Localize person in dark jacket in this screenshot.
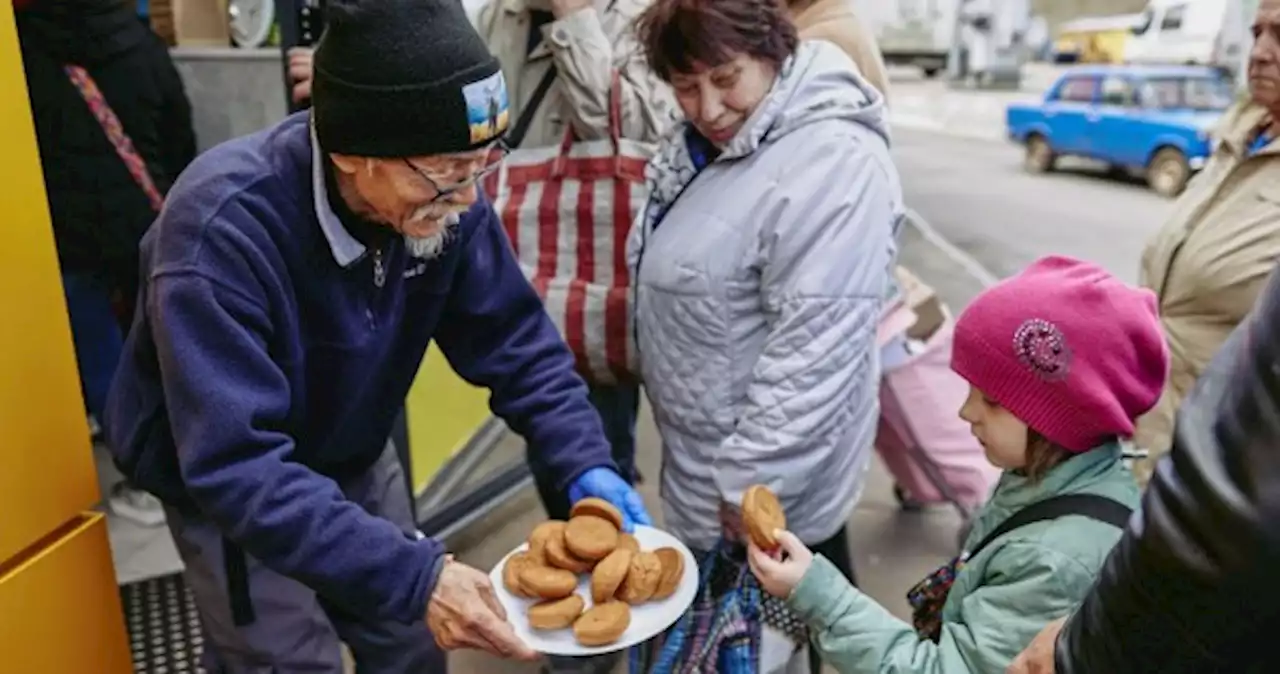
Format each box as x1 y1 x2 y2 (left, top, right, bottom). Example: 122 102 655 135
16 0 196 527
102 0 650 671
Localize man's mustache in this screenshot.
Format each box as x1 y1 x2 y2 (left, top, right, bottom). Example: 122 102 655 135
409 204 469 222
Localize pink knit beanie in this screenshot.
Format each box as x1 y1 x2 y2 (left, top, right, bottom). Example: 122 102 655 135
950 255 1169 452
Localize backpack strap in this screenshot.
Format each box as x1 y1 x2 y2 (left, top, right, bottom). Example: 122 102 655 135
966 493 1133 560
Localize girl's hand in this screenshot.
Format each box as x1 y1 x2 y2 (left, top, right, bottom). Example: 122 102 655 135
747 529 814 599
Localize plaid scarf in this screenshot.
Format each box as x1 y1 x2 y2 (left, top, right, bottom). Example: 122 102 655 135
630 542 807 673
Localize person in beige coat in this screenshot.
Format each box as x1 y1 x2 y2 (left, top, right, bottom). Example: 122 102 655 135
473 0 675 147
1131 0 1280 489
788 0 890 102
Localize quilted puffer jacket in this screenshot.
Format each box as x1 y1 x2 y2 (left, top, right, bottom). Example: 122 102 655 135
1053 267 1280 672
628 40 904 549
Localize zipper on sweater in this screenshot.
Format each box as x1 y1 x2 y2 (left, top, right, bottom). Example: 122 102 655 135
373 247 386 288
366 245 387 330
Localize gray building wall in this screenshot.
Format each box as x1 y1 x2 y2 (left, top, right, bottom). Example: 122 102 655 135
171 47 289 152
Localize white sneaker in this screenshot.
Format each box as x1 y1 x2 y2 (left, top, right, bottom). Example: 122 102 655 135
108 482 167 528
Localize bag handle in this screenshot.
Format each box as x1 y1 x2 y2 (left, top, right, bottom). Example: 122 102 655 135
552 71 627 176
507 65 559 150
965 493 1133 560
64 65 164 213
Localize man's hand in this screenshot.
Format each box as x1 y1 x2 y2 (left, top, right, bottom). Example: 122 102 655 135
426 556 539 661
1006 616 1065 674
287 47 314 105
568 467 652 532
747 530 814 599
548 0 592 19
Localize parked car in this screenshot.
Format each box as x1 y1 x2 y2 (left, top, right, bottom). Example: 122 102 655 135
1006 64 1232 197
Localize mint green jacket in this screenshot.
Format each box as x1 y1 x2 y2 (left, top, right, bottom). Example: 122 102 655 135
786 444 1139 673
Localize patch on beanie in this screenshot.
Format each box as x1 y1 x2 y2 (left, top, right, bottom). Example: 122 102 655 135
1013 318 1071 382
462 71 510 145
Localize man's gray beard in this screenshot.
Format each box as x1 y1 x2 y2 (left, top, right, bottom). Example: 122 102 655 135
404 212 460 260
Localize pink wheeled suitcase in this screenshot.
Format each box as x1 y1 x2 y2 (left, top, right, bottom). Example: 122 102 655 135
875 308 999 521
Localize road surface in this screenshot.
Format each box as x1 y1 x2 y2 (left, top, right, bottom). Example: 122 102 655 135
897 129 1174 285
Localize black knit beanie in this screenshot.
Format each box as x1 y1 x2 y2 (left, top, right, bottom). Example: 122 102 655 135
312 0 509 157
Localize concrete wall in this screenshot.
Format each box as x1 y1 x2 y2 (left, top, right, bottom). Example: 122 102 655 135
1031 0 1149 33
171 47 289 152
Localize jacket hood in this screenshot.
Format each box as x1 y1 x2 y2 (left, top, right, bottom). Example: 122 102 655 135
639 40 895 236
718 39 890 161
17 0 150 65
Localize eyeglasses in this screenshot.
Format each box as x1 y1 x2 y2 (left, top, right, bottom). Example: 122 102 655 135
404 142 509 203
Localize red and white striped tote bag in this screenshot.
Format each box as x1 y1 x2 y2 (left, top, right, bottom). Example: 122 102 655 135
482 74 653 385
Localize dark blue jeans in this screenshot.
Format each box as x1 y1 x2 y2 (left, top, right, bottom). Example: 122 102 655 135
62 272 125 419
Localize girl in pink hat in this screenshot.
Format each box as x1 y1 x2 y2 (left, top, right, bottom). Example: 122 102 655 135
747 255 1168 673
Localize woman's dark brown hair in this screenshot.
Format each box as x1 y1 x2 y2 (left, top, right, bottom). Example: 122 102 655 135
635 0 799 81
1022 429 1073 483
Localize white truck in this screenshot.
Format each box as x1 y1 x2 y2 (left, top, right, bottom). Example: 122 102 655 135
856 0 961 77
856 0 1031 84
1124 0 1255 83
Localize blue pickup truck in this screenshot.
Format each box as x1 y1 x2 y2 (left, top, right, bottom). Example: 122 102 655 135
1006 65 1233 197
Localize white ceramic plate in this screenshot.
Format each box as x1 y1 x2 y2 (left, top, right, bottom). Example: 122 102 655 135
488 525 699 656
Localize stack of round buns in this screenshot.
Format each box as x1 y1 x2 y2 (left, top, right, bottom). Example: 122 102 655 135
501 497 686 647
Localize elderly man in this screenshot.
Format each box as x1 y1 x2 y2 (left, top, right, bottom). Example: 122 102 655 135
103 0 649 671
1132 0 1280 487
289 0 675 552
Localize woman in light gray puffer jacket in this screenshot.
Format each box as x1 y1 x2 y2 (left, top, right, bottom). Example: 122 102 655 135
629 0 901 670
629 0 903 669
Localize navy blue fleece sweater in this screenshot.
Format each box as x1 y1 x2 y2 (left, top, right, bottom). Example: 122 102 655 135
103 112 614 624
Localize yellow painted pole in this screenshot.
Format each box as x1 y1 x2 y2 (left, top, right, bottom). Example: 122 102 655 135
0 6 132 672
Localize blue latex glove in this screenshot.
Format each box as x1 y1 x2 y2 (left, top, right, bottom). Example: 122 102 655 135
568 467 652 533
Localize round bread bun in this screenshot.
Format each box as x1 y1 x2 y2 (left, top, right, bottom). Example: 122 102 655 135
573 601 631 647
501 552 537 598
545 532 595 573
651 547 684 601
527 594 586 630
564 515 619 561
617 532 641 554
518 566 579 600
527 520 566 566
590 548 633 603
616 550 662 604
742 484 786 551
569 497 624 531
